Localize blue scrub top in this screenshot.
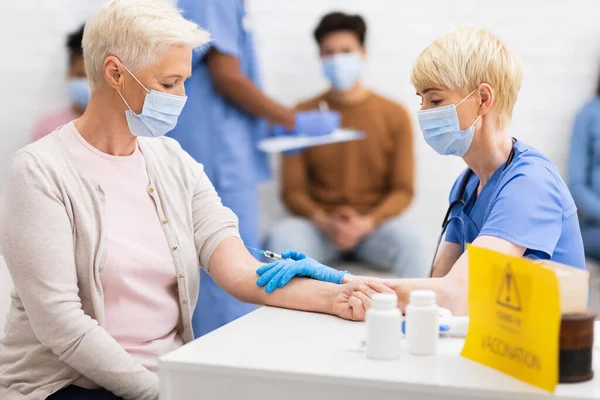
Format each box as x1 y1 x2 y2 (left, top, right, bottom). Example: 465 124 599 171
445 140 586 270
169 0 270 189
568 97 600 226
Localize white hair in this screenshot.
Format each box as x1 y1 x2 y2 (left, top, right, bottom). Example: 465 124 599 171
83 0 210 88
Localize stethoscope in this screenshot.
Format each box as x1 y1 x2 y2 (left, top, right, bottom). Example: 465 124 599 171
428 140 517 277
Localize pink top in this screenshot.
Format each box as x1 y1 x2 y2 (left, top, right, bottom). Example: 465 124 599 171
32 108 78 142
57 123 183 387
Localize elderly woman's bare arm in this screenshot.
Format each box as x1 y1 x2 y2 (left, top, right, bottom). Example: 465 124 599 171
207 237 390 321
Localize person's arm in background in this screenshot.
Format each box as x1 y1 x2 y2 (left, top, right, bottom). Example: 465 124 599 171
3 153 159 400
568 103 600 222
180 0 338 134
281 151 331 231
207 52 295 128
367 105 415 225
180 0 295 127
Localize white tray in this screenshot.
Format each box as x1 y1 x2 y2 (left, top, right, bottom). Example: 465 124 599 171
258 129 364 153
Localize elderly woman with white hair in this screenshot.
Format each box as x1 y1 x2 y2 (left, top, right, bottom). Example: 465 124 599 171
0 1 382 399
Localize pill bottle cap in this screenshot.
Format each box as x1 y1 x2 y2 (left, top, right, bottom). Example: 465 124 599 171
409 290 436 306
371 293 398 310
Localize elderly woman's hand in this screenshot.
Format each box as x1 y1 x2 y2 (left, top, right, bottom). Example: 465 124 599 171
332 279 396 321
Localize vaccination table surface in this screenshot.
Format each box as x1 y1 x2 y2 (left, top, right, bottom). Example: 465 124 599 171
159 307 600 400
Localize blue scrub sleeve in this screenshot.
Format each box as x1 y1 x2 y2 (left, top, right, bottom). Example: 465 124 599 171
479 163 564 257
179 0 241 63
568 103 600 222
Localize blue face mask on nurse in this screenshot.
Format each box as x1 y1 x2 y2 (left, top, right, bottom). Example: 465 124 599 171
417 88 480 156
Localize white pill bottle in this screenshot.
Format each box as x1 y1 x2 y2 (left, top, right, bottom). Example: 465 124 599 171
405 290 439 355
366 293 402 360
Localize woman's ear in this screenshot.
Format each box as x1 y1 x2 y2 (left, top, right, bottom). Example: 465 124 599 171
104 56 124 90
478 83 494 117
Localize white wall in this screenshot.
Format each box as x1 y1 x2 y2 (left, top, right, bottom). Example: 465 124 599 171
0 0 104 193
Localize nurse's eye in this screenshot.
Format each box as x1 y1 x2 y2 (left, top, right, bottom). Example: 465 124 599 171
162 83 175 90
430 100 443 106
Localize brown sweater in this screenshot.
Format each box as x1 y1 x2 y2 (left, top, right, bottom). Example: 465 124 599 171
282 91 415 225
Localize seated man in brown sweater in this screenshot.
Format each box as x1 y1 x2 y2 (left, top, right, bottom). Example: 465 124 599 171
265 12 427 278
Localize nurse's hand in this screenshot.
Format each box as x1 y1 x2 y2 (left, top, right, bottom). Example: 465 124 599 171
332 279 396 321
256 255 349 293
280 249 307 261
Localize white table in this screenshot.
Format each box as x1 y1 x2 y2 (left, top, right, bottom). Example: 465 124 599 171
159 307 600 400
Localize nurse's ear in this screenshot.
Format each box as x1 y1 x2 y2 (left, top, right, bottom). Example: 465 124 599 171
477 83 494 117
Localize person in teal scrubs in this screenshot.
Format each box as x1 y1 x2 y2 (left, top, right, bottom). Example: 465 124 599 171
255 27 586 316
170 0 340 337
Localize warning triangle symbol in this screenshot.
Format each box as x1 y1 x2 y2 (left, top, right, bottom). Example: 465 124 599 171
496 264 522 311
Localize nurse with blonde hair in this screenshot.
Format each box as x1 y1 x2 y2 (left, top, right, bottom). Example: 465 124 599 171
384 27 586 312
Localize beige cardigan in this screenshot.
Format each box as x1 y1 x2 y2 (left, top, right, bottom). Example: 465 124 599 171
0 124 240 400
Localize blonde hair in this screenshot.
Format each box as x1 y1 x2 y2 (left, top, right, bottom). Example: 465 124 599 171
83 0 210 88
411 27 523 128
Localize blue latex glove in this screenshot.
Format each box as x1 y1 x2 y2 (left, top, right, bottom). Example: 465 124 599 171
256 249 348 293
272 110 341 137
281 249 307 260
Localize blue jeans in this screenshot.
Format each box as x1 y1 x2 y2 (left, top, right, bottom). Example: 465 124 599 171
192 185 259 338
582 224 600 261
47 386 122 400
264 216 428 278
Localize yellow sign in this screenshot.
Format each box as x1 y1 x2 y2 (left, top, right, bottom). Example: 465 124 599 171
461 246 561 392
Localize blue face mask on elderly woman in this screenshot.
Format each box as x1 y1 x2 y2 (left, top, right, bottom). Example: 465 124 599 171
417 88 480 157
117 64 188 138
